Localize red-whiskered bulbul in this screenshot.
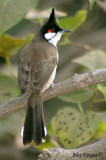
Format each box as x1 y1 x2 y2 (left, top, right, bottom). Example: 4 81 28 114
18 8 71 146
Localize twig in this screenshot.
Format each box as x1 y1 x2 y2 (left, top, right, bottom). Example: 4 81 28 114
0 69 106 119
88 89 98 110
78 103 84 113
38 138 106 160
69 40 95 51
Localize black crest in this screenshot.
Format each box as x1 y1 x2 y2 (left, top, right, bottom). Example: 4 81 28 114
40 8 62 35
48 8 57 25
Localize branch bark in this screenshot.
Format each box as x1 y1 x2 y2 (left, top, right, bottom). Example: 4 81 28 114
38 138 106 160
0 69 106 119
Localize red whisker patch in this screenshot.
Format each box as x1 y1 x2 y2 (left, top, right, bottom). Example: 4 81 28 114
48 29 54 33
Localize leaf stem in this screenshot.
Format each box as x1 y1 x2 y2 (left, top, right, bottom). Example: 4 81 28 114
94 99 106 103
5 57 17 79
78 103 84 113
69 40 95 51
88 90 98 110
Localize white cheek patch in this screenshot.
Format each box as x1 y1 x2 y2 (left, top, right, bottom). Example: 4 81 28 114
44 32 56 40
49 31 63 47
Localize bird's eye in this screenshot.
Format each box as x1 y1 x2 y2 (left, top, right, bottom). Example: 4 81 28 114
48 29 55 33
52 28 55 31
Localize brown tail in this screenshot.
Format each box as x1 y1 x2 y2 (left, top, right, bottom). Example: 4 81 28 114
23 95 46 146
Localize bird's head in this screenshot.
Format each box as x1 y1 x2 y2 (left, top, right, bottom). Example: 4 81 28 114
40 8 71 47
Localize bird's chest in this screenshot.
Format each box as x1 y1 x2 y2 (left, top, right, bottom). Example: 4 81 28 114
56 51 59 63
42 65 57 93
42 51 59 92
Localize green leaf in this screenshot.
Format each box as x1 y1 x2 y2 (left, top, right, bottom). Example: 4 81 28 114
97 112 106 122
0 34 24 57
88 0 96 10
51 107 100 149
0 75 20 104
23 34 34 46
73 50 106 70
47 123 54 136
38 136 56 150
97 83 106 99
58 10 87 31
95 122 106 140
0 0 38 36
58 88 94 104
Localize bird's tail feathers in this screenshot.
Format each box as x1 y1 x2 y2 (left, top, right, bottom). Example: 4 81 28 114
23 102 34 146
23 95 46 146
33 96 46 146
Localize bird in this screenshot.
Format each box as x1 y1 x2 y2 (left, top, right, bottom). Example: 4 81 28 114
18 8 71 146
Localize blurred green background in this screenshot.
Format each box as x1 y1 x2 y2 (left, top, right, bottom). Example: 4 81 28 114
0 0 106 159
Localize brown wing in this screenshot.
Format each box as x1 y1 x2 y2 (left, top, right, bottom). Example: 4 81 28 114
18 55 57 95
18 59 31 93
33 56 57 94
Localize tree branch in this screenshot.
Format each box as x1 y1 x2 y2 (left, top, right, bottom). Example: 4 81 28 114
38 138 106 160
0 69 106 119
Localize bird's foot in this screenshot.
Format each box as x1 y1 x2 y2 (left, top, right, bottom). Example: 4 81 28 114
50 83 54 89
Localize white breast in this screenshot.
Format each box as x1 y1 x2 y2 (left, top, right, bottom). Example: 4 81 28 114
42 66 57 92
49 32 62 47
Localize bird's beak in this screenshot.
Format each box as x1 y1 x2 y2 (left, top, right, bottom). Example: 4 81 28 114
62 29 71 33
